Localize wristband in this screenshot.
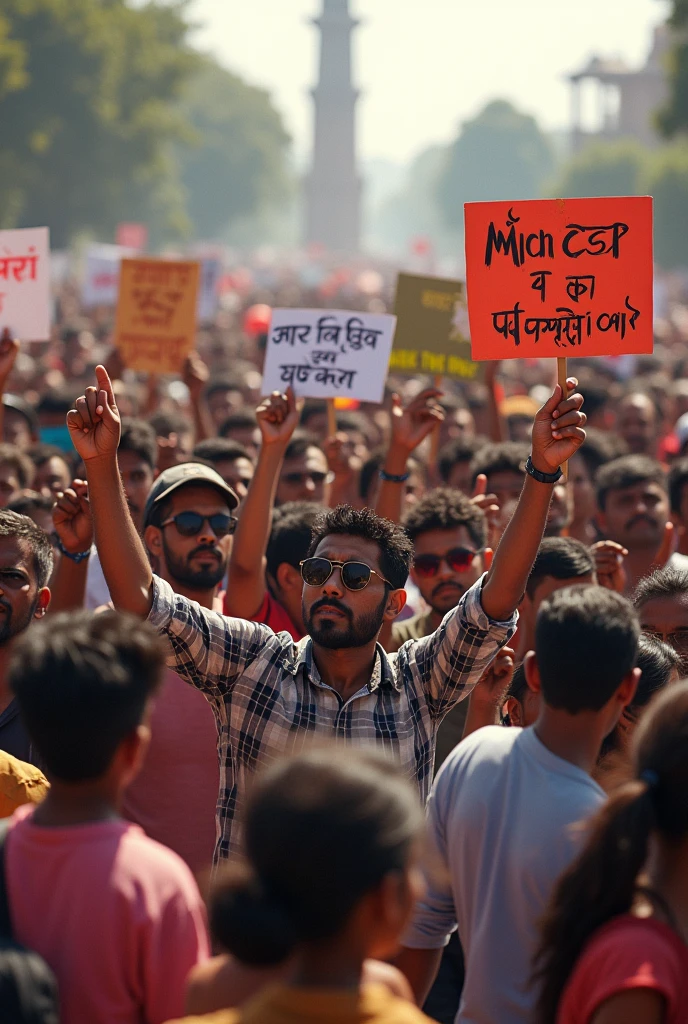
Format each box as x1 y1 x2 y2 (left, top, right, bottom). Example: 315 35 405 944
379 469 410 483
525 455 562 485
55 537 91 563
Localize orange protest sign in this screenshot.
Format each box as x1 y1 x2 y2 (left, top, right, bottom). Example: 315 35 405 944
464 196 653 361
114 258 200 374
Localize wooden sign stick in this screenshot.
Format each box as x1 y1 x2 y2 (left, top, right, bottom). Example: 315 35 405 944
429 374 443 475
327 398 337 438
557 357 568 481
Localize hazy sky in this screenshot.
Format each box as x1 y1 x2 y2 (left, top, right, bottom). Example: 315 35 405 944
190 0 667 165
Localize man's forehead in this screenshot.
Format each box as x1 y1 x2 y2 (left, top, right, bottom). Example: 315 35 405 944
314 535 381 564
286 448 327 468
413 526 473 553
612 480 666 498
0 536 32 569
640 593 688 627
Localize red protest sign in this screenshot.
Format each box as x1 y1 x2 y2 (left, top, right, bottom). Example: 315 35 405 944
464 196 653 361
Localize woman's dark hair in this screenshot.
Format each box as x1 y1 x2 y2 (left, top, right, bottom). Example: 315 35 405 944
533 680 688 1024
208 747 423 966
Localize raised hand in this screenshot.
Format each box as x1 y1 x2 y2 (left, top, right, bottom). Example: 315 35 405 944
390 388 444 454
256 387 301 446
591 539 628 594
531 377 586 473
66 365 121 462
0 329 20 392
470 473 501 550
183 351 210 402
52 480 93 555
651 521 676 572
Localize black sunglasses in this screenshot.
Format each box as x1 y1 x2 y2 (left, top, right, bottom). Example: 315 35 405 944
282 470 333 486
413 547 480 578
160 511 237 538
300 556 392 592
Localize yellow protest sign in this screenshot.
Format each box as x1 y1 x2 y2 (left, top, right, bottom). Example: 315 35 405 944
114 257 200 374
390 272 481 380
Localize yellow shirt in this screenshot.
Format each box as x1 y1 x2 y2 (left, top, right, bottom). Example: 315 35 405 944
168 983 434 1024
0 750 49 818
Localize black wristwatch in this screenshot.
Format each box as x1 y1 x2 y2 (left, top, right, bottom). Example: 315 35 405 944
525 455 562 485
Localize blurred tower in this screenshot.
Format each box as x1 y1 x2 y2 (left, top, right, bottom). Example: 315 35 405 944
305 0 361 253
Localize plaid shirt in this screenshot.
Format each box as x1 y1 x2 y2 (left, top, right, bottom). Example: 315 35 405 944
148 574 516 862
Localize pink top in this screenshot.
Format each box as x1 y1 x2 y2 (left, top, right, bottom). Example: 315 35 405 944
122 668 220 876
557 915 688 1024
6 805 210 1024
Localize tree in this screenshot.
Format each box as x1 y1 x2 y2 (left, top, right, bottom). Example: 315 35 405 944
549 140 646 199
0 0 198 246
658 1 688 136
175 59 292 240
646 143 688 268
436 100 554 229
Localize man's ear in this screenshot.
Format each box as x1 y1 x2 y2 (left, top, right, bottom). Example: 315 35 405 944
595 509 608 535
384 587 407 621
34 586 51 619
144 524 162 559
275 562 301 596
523 650 541 694
617 667 641 709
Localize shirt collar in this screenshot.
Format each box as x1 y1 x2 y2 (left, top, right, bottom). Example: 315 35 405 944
291 639 401 693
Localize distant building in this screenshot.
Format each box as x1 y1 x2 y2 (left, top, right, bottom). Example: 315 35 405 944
568 25 669 153
304 0 362 253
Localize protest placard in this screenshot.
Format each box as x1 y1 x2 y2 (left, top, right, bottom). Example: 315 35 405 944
197 258 221 322
0 227 51 341
464 196 653 361
82 244 128 308
390 272 480 380
114 257 200 374
261 308 396 403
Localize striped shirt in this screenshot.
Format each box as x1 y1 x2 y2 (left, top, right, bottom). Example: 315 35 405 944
148 574 516 862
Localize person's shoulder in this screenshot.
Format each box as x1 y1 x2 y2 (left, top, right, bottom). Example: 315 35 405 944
116 824 202 896
434 726 519 790
361 984 436 1022
585 914 688 966
392 611 431 644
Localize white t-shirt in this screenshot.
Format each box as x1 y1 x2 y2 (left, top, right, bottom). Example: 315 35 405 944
404 726 604 1024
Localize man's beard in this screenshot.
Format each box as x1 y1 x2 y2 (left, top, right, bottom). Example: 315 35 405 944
0 596 39 646
304 593 387 649
429 580 466 615
162 536 227 590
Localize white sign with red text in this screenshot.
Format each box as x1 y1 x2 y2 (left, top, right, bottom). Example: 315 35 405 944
0 227 51 341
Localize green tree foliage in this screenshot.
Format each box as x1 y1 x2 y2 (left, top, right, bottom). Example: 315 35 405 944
0 0 199 246
176 59 292 240
549 140 646 198
646 144 688 268
658 0 688 136
436 100 554 228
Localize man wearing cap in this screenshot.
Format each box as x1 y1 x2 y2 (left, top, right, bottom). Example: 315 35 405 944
54 459 239 874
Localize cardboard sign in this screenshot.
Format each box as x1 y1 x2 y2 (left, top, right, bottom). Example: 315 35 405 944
196 257 221 322
464 196 653 360
82 244 126 308
261 308 396 403
116 222 148 251
390 272 481 380
0 227 51 341
114 258 200 374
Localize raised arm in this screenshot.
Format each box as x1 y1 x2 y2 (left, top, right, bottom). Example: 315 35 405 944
481 378 585 621
224 387 300 619
183 351 214 444
67 366 153 617
48 480 93 614
375 388 444 523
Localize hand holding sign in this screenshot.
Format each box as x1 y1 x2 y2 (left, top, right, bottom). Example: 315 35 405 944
256 387 301 448
390 388 445 454
531 378 586 474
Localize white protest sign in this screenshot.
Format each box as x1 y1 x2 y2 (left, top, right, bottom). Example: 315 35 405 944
197 258 221 322
82 244 132 308
0 227 51 341
261 308 396 403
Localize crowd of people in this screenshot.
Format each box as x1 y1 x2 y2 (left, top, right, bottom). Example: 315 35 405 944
1 272 688 1023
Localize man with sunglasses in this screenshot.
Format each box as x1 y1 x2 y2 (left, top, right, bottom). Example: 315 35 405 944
66 366 586 863
275 432 332 506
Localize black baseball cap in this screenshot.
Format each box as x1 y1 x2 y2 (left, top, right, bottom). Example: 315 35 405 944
143 462 239 528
